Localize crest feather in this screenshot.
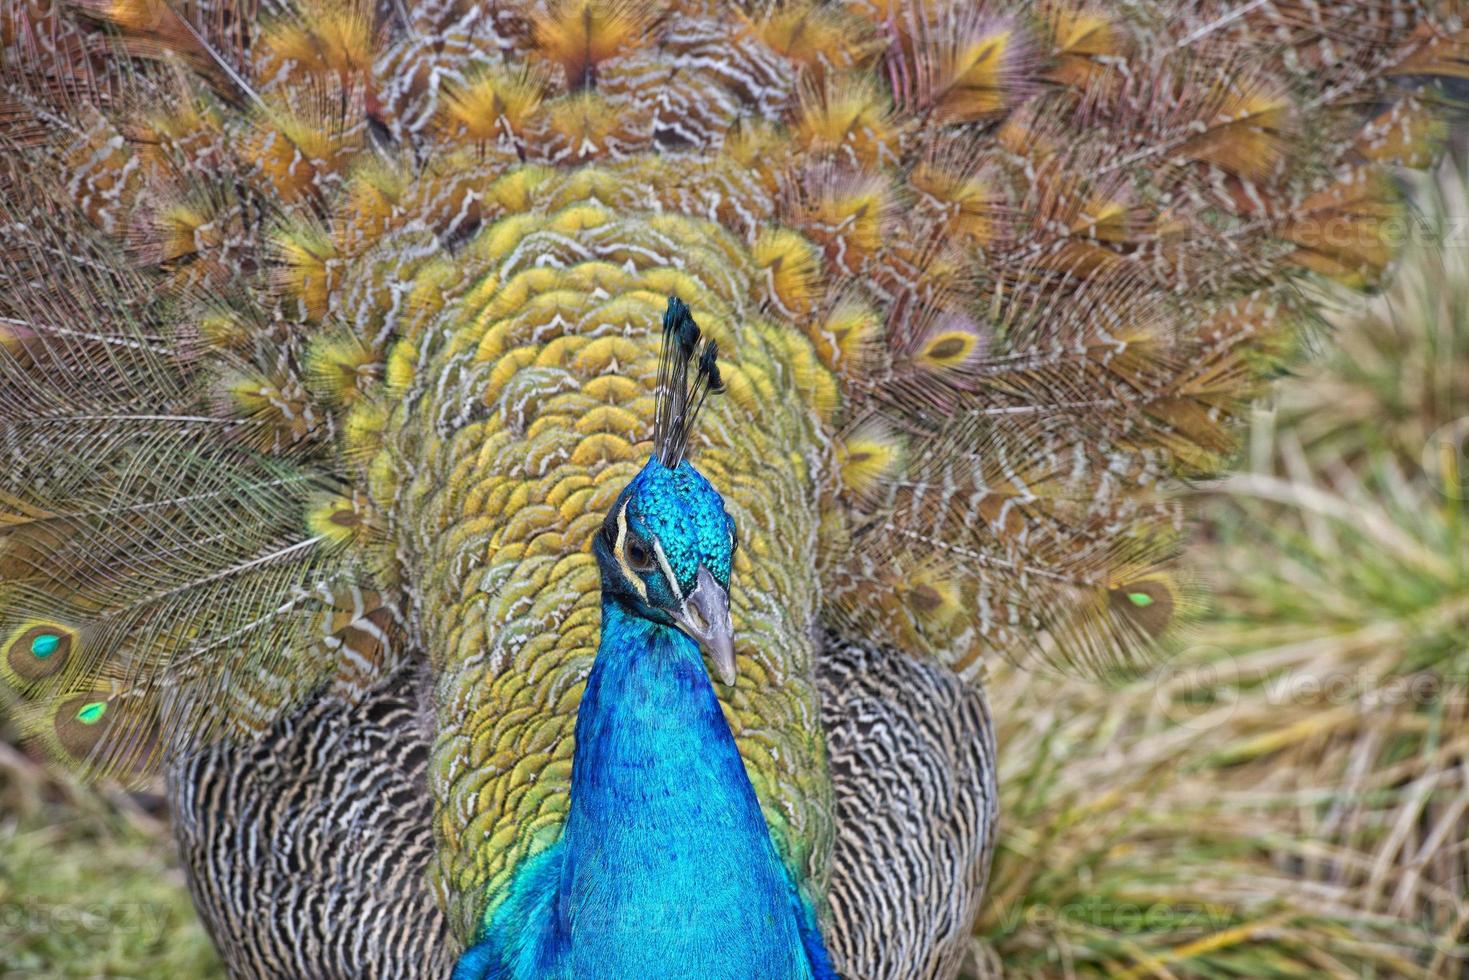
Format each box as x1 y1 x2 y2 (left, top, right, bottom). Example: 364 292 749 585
652 296 724 468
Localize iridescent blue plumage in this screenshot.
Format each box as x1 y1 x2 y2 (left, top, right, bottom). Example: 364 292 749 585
453 301 834 978
454 457 835 980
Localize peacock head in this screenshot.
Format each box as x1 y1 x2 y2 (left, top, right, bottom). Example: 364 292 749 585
592 297 737 683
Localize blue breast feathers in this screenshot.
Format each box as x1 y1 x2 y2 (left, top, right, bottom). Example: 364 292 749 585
453 600 835 980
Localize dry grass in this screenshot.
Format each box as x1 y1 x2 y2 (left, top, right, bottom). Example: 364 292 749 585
972 162 1469 978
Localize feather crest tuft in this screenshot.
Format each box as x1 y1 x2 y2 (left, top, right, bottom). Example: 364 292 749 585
651 295 723 469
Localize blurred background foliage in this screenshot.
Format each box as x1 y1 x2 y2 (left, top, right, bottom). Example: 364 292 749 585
0 741 222 977
4 162 1469 980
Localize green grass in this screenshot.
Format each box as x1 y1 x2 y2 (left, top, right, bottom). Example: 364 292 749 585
0 742 223 979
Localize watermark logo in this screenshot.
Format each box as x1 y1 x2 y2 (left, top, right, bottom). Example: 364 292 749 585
0 900 172 944
1149 646 1241 731
1423 417 1469 501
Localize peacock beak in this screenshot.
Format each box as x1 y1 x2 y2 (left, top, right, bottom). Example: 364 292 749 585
672 565 736 686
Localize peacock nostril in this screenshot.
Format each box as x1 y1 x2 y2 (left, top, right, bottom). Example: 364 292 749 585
687 602 708 632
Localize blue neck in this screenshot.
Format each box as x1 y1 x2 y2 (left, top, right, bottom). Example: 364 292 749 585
454 598 832 979
555 598 819 977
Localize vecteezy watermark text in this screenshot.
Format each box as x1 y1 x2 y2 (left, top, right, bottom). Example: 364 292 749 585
0 900 172 944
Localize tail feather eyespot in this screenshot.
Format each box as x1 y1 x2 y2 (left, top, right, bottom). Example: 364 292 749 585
4 623 76 685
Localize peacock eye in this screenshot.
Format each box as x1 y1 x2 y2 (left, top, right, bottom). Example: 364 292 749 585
626 537 654 571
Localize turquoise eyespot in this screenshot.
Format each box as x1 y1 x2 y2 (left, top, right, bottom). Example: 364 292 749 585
76 701 107 725
7 627 70 682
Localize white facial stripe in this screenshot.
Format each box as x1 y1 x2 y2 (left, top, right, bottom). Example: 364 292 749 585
651 538 683 603
613 500 648 603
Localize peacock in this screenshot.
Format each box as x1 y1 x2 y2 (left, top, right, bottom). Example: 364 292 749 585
0 1 1464 977
451 297 839 978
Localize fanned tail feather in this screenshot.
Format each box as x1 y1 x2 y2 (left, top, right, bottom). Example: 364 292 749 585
1 0 1466 953
0 98 398 780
